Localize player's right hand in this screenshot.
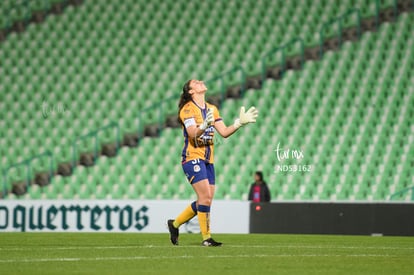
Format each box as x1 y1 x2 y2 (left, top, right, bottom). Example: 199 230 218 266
200 108 214 130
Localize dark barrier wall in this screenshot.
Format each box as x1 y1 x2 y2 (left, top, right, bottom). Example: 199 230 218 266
250 202 414 236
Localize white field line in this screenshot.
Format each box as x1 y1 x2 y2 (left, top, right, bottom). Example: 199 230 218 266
0 254 393 264
0 244 413 251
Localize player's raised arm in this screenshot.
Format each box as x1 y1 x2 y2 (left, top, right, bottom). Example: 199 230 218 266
215 106 259 138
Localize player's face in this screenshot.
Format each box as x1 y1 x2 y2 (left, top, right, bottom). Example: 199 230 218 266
190 80 207 93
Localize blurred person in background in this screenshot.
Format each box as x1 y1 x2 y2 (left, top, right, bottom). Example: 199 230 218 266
248 171 271 202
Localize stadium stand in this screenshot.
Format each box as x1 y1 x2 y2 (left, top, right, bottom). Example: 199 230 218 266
0 0 82 40
1 0 413 201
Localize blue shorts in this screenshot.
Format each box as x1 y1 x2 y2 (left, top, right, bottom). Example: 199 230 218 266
182 159 215 185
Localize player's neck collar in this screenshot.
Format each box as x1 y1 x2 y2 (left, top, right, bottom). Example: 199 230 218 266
191 98 206 110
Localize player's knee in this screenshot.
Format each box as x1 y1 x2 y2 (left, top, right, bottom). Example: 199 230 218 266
205 197 212 205
198 195 212 206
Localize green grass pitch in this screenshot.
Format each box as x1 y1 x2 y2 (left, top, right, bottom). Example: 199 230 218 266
1 233 413 274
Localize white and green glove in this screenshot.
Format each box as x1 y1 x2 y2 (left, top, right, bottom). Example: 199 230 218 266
233 106 258 129
199 108 214 131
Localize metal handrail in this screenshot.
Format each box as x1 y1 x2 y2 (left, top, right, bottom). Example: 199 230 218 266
375 0 399 28
2 151 54 197
71 121 120 168
390 186 414 201
261 38 305 83
205 65 247 100
319 8 361 58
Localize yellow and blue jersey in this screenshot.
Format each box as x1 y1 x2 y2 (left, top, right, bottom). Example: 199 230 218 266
179 100 222 164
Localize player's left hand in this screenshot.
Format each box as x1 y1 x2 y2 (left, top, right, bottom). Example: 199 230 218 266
234 106 258 129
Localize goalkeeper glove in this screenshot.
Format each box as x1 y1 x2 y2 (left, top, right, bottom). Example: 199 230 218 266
199 108 214 131
233 106 258 129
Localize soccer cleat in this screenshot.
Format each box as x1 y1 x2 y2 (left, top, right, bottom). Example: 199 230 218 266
167 219 179 245
201 238 222 247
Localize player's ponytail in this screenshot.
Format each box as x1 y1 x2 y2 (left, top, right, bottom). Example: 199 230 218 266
177 80 193 124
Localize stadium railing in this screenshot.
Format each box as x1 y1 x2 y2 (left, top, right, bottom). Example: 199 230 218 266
261 38 305 84
319 8 362 58
390 186 414 201
375 0 399 27
71 121 121 169
2 151 54 197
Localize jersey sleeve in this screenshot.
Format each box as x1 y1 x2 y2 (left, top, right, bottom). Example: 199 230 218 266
212 105 222 122
180 104 196 128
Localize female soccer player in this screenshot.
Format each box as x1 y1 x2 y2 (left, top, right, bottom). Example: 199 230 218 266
168 79 258 246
